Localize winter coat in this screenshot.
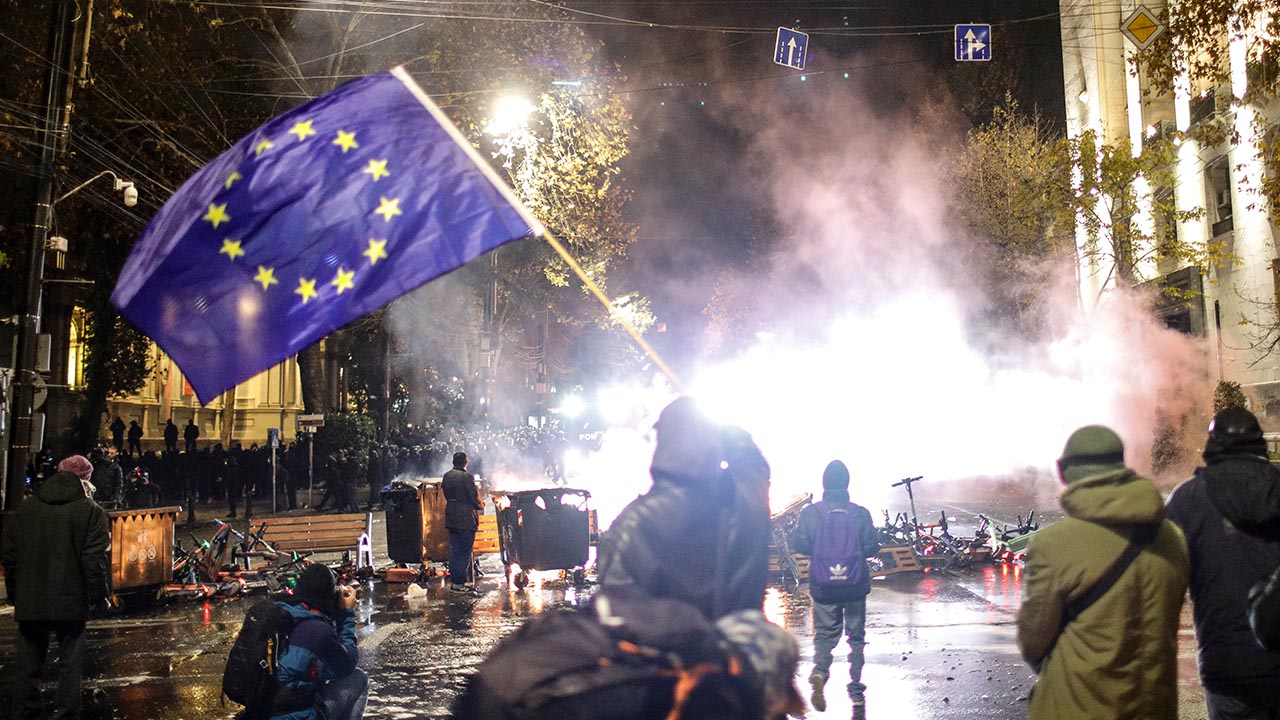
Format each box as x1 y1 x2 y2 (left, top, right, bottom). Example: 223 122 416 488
790 489 881 603
442 468 482 531
598 428 772 621
1166 455 1280 705
91 460 125 504
163 423 179 445
1 471 111 622
184 423 200 442
272 600 359 720
1017 467 1188 720
1252 565 1280 652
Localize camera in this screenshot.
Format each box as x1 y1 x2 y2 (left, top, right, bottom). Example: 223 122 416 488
122 184 138 207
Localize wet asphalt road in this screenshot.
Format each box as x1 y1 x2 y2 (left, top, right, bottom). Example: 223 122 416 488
0 500 1211 720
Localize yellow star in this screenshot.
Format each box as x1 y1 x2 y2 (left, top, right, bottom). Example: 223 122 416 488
331 267 356 295
255 138 275 156
333 130 359 153
288 120 317 141
363 238 388 266
224 171 242 190
203 203 231 228
373 197 402 222
253 266 278 291
219 238 245 260
363 159 390 181
295 277 318 304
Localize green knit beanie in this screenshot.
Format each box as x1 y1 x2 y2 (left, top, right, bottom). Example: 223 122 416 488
1057 425 1126 484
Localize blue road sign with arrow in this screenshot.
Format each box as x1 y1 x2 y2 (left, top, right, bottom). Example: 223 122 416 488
774 27 809 70
954 24 992 62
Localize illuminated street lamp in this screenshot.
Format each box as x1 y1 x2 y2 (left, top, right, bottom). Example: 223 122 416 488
485 95 535 137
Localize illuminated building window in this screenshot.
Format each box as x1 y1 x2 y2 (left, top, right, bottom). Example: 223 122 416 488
67 306 88 389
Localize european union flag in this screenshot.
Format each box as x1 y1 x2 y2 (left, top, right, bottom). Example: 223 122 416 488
112 68 542 404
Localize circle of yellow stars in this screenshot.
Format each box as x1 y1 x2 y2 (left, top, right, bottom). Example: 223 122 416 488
201 120 400 307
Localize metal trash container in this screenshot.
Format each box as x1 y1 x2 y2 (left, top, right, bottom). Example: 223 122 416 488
496 488 591 588
382 483 428 564
109 506 180 596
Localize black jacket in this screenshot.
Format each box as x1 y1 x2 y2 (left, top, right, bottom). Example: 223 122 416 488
790 489 881 604
598 437 771 621
442 468 481 531
1252 565 1280 652
1 471 111 622
1166 455 1280 702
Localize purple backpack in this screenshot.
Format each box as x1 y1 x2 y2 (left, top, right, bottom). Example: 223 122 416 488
809 502 866 588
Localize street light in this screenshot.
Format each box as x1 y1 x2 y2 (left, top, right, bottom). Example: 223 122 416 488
485 95 535 137
56 170 138 208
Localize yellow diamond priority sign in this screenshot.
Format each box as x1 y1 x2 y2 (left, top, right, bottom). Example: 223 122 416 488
1121 6 1164 51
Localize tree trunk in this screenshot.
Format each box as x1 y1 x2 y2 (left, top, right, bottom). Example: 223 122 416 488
71 307 118 452
298 343 326 413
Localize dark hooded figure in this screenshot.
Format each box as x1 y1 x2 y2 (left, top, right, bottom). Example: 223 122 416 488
597 397 772 620
1 470 110 719
1167 406 1280 718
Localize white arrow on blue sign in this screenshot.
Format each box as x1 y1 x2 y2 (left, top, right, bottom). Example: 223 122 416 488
954 24 992 62
774 27 809 70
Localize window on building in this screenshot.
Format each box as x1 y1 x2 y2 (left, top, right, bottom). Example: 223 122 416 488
1206 156 1234 237
67 306 88 389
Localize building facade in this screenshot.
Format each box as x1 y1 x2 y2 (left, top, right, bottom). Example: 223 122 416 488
1061 0 1280 423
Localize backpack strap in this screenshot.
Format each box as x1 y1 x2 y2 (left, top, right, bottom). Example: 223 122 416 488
1061 523 1159 627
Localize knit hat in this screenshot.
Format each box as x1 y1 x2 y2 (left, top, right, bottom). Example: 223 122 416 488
1203 406 1268 463
650 397 722 482
57 455 94 482
822 460 849 490
294 564 337 614
714 611 804 718
1057 425 1126 484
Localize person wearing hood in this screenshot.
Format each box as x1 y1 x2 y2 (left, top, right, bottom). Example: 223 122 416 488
789 460 880 716
597 396 772 620
271 564 366 720
1 469 110 719
1167 407 1280 718
1017 425 1189 720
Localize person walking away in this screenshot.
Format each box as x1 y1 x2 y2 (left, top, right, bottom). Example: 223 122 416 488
442 452 482 593
184 419 200 453
314 455 341 512
109 416 126 454
790 460 880 715
1017 425 1189 720
1 468 111 719
1166 407 1280 719
163 419 179 454
597 396 772 620
273 565 367 720
126 420 143 456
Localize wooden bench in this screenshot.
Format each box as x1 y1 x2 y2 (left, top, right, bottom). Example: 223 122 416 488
255 512 373 569
474 513 500 554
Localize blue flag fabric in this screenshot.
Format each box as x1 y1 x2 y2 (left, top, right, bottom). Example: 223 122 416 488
112 68 540 404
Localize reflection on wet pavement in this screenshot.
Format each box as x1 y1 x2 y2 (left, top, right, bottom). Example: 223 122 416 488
0 492 1209 719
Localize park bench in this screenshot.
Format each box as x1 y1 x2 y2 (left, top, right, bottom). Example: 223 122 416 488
252 512 374 569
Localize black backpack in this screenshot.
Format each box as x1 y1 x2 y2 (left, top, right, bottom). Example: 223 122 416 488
452 590 765 720
222 600 312 718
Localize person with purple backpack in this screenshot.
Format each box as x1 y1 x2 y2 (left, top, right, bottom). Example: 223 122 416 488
790 460 880 716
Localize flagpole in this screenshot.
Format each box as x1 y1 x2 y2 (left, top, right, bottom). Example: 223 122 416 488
390 66 686 395
538 231 686 394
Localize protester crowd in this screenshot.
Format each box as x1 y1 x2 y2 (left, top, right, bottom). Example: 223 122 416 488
5 400 1280 720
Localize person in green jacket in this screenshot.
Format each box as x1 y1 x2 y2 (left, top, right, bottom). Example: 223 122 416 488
1 469 111 719
1017 425 1189 719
